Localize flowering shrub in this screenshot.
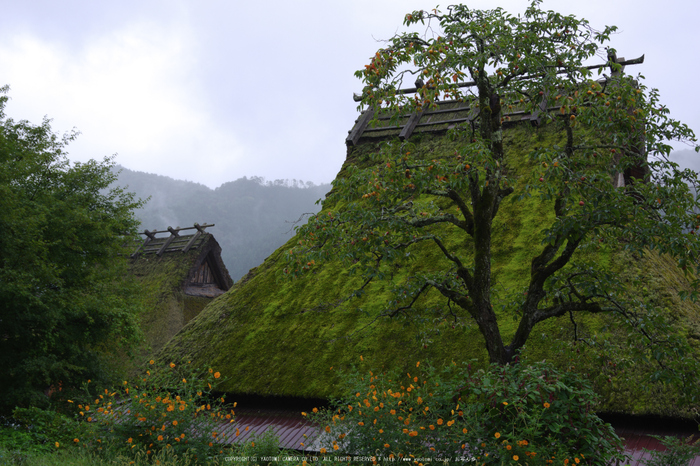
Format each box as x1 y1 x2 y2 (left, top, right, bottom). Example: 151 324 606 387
75 361 233 462
309 358 627 465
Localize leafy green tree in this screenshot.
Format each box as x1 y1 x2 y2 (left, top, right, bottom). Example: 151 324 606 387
0 86 144 413
287 1 700 376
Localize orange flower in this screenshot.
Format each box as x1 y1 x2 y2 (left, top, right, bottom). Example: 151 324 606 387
416 361 420 367
462 428 468 434
313 407 318 413
149 360 154 365
157 435 163 441
513 456 519 461
575 459 580 464
495 432 501 439
172 421 178 426
429 425 435 430
214 372 221 379
169 363 175 368
358 422 364 426
543 402 550 408
437 419 444 425
320 448 327 454
384 443 390 448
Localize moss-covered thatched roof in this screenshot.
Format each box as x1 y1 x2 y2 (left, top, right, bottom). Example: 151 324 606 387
156 114 700 418
130 228 233 355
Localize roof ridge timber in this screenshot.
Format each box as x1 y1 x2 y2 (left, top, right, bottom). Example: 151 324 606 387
346 53 644 146
132 222 215 257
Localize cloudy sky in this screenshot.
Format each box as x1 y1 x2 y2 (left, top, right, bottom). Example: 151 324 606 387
0 0 698 188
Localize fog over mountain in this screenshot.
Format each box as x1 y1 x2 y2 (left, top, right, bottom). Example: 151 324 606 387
113 165 330 281
670 149 700 174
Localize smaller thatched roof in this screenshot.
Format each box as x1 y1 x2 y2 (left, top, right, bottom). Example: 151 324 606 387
131 223 233 298
130 223 233 355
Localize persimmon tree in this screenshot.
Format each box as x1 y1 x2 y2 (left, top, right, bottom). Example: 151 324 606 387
287 2 700 372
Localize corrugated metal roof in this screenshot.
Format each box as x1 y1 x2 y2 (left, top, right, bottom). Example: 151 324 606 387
616 423 700 465
216 408 320 452
212 408 700 463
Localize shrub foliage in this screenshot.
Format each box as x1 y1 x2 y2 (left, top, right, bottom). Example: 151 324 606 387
309 358 627 465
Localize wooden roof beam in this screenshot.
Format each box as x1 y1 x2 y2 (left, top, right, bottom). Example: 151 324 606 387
346 107 375 147
399 109 425 140
156 227 180 256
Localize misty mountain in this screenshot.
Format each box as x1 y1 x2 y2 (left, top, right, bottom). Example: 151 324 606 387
113 166 331 281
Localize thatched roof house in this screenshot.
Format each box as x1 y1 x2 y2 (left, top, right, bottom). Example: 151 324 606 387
130 223 233 354
156 57 700 419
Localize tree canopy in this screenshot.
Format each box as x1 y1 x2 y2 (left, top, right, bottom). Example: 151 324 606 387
287 0 700 387
0 86 144 413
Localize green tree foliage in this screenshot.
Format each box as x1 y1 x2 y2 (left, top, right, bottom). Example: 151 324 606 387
287 1 700 381
0 86 144 414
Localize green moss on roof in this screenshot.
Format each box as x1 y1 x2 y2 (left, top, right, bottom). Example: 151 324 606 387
156 124 700 418
129 233 230 356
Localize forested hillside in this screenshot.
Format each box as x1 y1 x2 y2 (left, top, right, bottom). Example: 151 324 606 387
112 166 331 281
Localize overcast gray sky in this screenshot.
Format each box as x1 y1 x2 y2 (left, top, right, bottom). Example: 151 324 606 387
0 0 698 188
